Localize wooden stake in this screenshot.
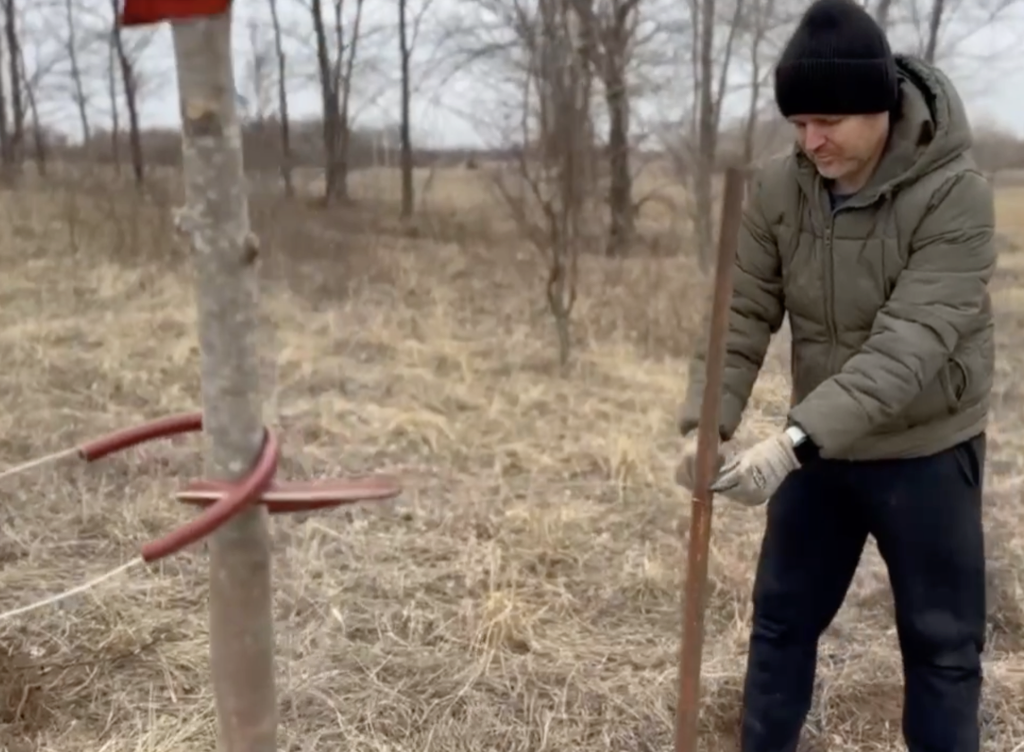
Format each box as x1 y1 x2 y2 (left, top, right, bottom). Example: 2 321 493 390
171 13 277 752
674 166 746 752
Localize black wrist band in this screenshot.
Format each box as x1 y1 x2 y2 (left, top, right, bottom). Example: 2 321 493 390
793 434 821 465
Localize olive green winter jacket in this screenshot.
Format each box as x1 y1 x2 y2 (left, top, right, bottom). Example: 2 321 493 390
679 55 997 461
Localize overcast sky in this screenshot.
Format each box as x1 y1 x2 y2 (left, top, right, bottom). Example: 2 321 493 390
29 0 1024 147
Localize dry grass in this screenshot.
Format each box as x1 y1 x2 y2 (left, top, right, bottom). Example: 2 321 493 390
0 165 1018 752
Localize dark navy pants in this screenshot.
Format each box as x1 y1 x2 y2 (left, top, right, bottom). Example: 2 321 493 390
739 433 987 752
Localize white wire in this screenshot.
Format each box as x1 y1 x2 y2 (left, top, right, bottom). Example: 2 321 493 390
0 447 78 483
0 556 144 623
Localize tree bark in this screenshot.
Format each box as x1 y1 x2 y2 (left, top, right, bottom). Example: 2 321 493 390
398 0 414 217
107 38 120 172
65 0 90 146
3 0 23 174
924 0 945 64
604 70 632 256
171 14 277 752
111 0 144 186
268 0 293 197
695 0 717 270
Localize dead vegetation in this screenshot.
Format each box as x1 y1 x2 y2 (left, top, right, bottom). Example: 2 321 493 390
0 165 1016 751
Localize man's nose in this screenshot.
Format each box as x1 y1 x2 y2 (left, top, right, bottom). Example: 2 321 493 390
803 126 827 151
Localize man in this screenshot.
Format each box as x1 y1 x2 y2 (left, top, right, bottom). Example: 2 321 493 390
674 1 997 751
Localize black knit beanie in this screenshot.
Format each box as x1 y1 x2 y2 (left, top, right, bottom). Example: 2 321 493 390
774 0 899 118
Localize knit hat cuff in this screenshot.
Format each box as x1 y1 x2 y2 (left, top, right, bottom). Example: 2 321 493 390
774 58 899 118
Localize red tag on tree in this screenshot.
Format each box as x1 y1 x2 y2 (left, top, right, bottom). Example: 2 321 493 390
120 0 231 26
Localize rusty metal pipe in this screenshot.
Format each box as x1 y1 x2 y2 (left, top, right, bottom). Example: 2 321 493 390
674 166 746 752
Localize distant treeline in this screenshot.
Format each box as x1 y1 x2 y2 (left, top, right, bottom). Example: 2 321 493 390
38 114 1024 178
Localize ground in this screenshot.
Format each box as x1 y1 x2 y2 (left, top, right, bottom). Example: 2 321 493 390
0 165 1020 751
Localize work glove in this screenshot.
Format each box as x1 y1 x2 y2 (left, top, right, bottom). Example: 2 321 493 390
709 431 799 507
674 432 729 493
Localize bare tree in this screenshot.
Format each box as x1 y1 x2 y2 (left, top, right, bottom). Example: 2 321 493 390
268 0 294 196
107 33 121 172
882 0 1024 67
693 0 726 270
0 29 10 175
399 0 414 217
923 0 945 63
311 0 366 203
568 0 641 256
245 20 275 123
110 0 145 185
874 0 895 30
663 0 745 270
171 11 277 752
19 46 46 175
396 0 437 217
740 0 777 168
65 0 91 145
3 0 23 175
491 0 594 368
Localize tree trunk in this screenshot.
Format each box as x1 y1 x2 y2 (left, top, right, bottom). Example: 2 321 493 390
604 72 632 256
874 0 894 31
310 0 339 203
268 0 293 197
107 37 120 172
122 61 144 186
65 0 90 146
924 0 945 63
18 48 44 176
0 32 10 174
170 13 277 752
335 0 365 204
110 0 143 185
695 0 717 271
3 0 22 175
398 0 414 218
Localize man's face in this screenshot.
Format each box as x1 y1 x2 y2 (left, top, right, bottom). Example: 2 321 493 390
789 113 889 182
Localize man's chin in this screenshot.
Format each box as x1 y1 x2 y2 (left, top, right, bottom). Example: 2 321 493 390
813 160 848 179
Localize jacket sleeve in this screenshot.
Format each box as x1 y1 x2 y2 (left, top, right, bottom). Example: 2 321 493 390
787 169 996 456
679 173 785 440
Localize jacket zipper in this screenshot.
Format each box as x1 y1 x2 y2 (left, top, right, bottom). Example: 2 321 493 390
810 166 888 379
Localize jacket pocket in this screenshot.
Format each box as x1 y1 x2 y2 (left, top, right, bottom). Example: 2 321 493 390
939 356 969 414
895 357 967 430
951 432 986 489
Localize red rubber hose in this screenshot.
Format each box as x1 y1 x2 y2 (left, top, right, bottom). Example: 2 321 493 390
49 410 402 562
76 412 278 563
78 412 203 461
140 429 279 562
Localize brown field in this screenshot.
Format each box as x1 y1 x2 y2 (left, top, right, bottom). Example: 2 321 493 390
0 165 1019 752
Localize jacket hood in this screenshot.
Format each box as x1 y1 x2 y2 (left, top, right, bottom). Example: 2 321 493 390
794 54 975 198
873 54 974 189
